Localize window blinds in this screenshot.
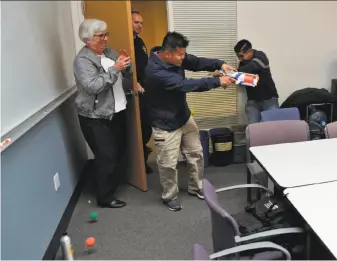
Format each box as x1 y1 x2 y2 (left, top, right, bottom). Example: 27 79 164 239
167 1 239 130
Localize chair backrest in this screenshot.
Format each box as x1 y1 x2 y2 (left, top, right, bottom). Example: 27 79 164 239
261 107 300 122
193 244 210 260
203 179 240 252
246 120 310 162
325 121 337 138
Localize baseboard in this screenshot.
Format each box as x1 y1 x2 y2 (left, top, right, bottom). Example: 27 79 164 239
42 159 94 260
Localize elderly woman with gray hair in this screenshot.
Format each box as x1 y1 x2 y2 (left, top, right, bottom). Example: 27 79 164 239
74 19 132 208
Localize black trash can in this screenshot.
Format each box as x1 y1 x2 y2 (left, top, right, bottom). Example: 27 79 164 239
199 130 210 167
209 128 234 166
230 125 247 164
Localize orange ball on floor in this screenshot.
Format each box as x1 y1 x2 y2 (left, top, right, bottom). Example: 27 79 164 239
85 237 96 247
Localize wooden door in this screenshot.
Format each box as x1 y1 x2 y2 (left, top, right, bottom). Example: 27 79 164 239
84 0 147 191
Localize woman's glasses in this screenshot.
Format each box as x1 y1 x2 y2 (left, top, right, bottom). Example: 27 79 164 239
94 32 109 39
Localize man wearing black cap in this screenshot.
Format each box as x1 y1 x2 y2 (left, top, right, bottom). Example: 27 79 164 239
132 10 153 173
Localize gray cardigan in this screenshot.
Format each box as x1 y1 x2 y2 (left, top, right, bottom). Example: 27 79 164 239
73 45 133 120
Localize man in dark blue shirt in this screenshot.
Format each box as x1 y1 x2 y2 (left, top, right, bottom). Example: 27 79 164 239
144 31 235 211
234 39 279 124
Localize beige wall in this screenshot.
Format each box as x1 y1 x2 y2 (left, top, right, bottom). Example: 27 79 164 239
237 1 337 105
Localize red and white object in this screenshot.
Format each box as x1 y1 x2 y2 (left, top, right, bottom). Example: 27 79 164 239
220 70 259 87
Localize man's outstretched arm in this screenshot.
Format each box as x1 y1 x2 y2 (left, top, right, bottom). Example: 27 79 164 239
152 70 234 93
183 53 235 72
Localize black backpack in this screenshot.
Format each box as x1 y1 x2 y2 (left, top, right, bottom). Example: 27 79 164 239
236 194 290 235
239 195 306 259
251 195 287 226
281 87 337 121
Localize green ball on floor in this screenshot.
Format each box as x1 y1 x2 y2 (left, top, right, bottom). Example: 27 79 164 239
90 211 98 221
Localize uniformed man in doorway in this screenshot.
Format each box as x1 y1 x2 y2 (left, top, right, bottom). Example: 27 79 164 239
131 10 153 174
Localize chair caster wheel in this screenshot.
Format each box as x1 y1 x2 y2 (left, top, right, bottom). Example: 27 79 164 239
245 204 255 212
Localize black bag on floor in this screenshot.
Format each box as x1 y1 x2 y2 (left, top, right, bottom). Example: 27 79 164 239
242 193 301 232
237 195 306 259
252 195 287 226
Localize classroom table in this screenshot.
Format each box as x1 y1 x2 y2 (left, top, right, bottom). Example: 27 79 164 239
249 138 337 188
284 182 337 258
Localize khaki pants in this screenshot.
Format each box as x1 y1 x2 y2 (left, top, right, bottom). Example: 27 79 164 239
152 116 203 201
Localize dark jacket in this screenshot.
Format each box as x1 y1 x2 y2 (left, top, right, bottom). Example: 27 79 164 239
144 46 225 131
238 49 278 101
281 87 337 121
134 35 148 85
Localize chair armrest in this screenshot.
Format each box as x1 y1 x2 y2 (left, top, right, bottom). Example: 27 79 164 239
215 184 273 195
209 241 291 260
235 227 305 244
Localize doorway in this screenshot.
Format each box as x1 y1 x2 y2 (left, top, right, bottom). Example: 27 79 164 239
130 0 169 162
131 1 168 51
83 0 168 191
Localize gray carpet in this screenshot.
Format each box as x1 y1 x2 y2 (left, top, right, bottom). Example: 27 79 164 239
57 162 247 260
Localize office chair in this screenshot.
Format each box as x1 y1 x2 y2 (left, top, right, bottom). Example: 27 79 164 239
324 121 337 138
246 120 310 203
203 179 305 259
193 242 291 260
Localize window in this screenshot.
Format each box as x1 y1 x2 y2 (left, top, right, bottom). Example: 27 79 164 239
167 1 238 130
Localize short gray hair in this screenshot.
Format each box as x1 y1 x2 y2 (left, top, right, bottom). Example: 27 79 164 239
78 19 107 43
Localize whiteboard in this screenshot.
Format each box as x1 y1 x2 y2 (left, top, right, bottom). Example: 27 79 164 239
1 1 77 136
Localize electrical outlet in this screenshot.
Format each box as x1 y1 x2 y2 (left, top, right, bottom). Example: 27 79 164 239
53 173 60 191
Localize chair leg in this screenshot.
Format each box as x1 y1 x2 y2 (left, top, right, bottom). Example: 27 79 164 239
257 189 261 200
246 167 252 204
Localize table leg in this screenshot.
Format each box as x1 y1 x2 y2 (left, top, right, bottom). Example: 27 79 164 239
306 224 311 260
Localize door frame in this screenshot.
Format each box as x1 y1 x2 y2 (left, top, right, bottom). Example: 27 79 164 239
166 1 174 31
70 1 85 54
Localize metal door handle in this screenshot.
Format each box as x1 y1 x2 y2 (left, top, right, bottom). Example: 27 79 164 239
125 90 134 96
125 90 138 97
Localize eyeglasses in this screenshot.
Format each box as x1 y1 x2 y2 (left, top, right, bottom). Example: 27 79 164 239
94 32 109 39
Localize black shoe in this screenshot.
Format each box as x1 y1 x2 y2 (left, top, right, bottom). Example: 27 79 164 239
163 199 182 211
188 189 204 200
146 164 153 174
98 198 126 208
